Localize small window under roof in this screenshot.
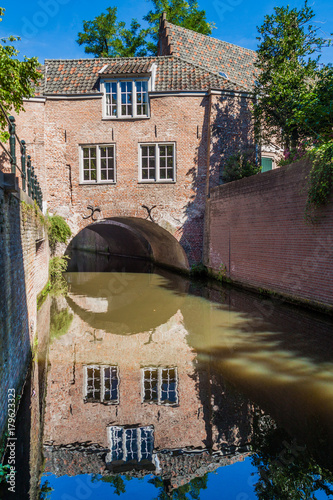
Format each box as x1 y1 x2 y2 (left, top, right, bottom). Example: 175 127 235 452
219 72 229 79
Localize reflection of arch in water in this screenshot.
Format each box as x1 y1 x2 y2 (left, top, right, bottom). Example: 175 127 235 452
65 271 188 335
66 217 189 273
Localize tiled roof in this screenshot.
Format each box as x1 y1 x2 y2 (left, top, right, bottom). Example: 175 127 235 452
163 22 257 90
40 55 247 96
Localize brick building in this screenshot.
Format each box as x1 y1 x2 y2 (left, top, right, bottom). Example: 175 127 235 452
12 16 264 267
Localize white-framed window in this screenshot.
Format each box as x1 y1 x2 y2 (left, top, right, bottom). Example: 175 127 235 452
103 79 149 119
80 144 116 184
107 425 154 463
139 143 176 182
142 367 178 405
84 365 119 403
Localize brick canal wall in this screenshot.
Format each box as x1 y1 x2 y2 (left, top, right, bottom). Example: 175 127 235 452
0 178 49 448
205 158 333 310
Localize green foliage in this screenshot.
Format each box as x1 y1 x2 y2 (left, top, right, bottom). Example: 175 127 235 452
77 6 148 57
0 464 10 483
222 149 260 183
149 474 208 499
47 215 71 250
76 2 213 58
0 8 42 142
292 66 333 143
306 141 333 220
143 0 214 55
91 474 132 495
38 480 54 500
251 412 333 499
190 262 208 277
254 1 332 149
50 300 73 341
49 256 69 294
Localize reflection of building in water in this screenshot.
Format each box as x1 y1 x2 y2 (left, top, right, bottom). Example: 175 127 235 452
43 292 253 486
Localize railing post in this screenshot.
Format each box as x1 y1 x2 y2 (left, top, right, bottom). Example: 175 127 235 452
27 155 32 197
31 165 35 200
21 140 26 192
34 174 38 202
9 116 17 174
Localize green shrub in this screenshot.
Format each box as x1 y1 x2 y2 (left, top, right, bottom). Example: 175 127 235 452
47 215 71 249
50 301 73 341
49 256 69 295
222 149 261 183
306 141 333 220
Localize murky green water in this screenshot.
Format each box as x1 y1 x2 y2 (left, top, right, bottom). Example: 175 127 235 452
1 253 333 499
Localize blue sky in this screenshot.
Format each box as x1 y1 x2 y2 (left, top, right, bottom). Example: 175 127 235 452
0 0 332 64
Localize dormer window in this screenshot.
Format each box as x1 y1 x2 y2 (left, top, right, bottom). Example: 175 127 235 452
103 79 149 119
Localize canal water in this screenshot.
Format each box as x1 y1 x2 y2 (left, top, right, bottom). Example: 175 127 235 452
1 251 333 499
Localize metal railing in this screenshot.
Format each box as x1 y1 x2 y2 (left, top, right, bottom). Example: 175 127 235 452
0 104 43 211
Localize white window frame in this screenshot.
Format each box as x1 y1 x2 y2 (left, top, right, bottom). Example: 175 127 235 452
102 78 150 119
80 144 116 184
138 143 176 183
83 365 119 404
106 425 154 463
141 367 178 406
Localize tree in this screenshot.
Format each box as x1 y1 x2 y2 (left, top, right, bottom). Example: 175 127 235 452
251 412 333 500
253 1 332 150
0 8 42 142
77 2 214 58
143 0 214 55
76 6 148 58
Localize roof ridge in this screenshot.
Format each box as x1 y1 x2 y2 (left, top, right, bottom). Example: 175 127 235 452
44 55 178 64
165 21 257 56
171 55 249 92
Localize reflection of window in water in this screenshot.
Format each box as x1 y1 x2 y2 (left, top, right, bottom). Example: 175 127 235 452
108 426 154 462
84 365 119 403
142 367 178 405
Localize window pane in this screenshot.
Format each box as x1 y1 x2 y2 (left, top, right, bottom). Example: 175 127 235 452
90 148 96 158
104 366 118 402
101 170 107 180
84 170 89 181
140 428 154 461
143 369 158 402
91 169 96 181
160 169 166 179
125 428 139 461
121 105 126 115
109 427 124 461
167 145 173 156
142 169 148 179
86 367 101 401
149 146 155 157
167 169 174 179
161 368 177 404
83 148 89 158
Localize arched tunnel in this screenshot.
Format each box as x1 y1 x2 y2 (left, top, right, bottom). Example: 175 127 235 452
66 217 190 273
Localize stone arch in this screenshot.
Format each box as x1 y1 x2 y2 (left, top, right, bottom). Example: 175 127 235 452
67 217 189 272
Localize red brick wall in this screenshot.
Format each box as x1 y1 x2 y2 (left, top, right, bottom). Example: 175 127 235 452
16 95 209 264
205 158 333 308
0 186 49 444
